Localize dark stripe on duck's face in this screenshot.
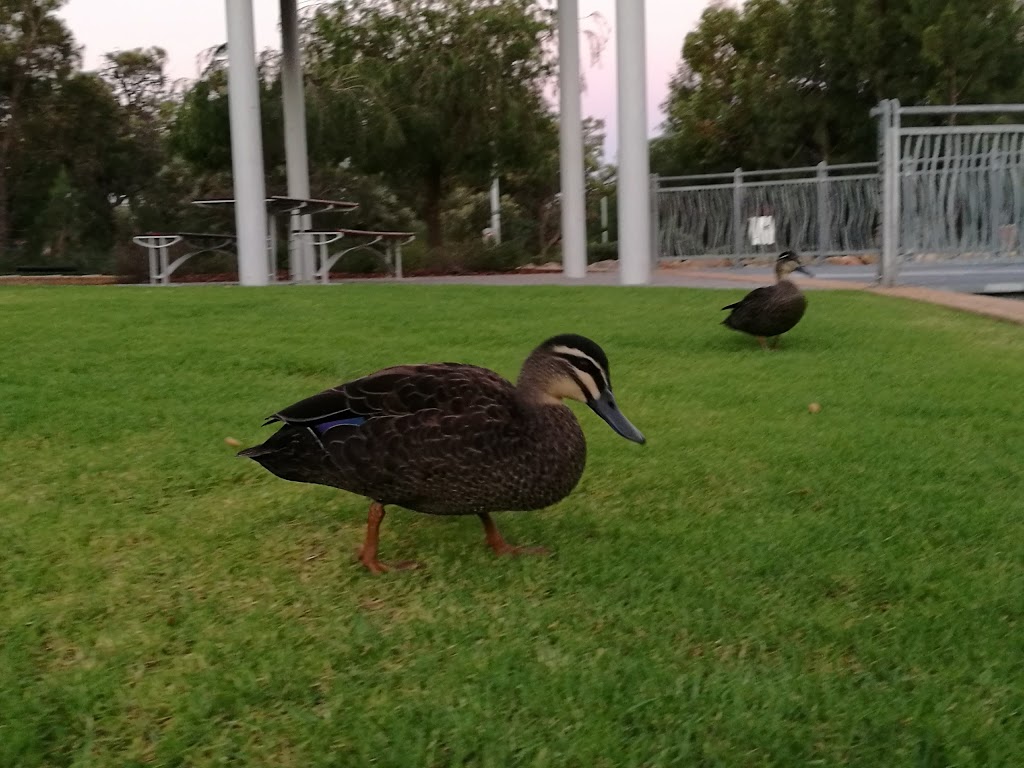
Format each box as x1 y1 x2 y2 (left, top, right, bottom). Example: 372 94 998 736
564 368 594 403
553 353 608 394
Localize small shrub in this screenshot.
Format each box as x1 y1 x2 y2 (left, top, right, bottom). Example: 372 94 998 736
464 240 532 272
423 239 533 273
588 241 618 263
113 240 148 283
327 247 389 275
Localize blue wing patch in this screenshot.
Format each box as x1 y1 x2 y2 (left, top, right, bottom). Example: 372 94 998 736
314 416 367 434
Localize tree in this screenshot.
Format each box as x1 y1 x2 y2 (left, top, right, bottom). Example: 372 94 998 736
169 49 284 178
304 0 558 248
0 0 79 258
94 48 176 216
101 46 168 116
654 0 1024 176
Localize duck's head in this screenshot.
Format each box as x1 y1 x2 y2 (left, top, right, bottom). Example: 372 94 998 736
776 250 813 280
518 334 646 444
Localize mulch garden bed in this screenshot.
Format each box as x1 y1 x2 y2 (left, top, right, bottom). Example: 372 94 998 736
0 266 563 286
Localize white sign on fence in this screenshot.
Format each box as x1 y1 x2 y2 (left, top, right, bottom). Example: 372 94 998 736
747 216 776 246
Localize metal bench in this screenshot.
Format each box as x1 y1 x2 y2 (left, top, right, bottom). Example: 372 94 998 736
192 196 360 283
132 232 237 285
295 228 417 282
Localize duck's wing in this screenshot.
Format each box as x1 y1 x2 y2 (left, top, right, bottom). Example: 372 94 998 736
260 364 528 504
721 285 772 312
265 363 516 430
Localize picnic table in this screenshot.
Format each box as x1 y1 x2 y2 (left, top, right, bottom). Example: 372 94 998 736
194 196 360 283
133 196 358 285
133 196 417 284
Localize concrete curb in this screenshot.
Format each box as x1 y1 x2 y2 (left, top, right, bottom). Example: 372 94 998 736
678 270 871 292
866 285 1024 325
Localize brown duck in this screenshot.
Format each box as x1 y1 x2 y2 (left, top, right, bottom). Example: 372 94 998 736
721 250 813 349
239 334 645 573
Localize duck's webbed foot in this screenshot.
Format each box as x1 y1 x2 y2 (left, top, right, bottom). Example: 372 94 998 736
357 502 423 574
479 513 551 557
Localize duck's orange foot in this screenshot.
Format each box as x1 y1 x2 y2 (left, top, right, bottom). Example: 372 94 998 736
356 502 423 574
479 513 551 558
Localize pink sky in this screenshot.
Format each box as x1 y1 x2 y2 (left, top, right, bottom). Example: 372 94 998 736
58 0 707 159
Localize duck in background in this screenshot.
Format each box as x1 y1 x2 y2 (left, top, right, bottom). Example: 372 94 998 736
721 250 813 349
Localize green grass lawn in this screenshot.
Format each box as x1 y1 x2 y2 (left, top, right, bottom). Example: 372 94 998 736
1 284 1022 767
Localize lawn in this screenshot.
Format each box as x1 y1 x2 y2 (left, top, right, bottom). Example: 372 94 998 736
1 284 1022 767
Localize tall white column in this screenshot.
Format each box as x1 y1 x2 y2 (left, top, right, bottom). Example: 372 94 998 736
280 0 314 283
489 175 502 244
558 0 587 279
225 0 269 286
616 0 651 285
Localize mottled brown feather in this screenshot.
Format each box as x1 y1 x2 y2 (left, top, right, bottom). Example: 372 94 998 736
241 362 587 516
722 279 807 338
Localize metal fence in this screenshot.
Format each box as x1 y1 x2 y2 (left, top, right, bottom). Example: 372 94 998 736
654 101 1024 282
654 163 879 262
876 100 1024 284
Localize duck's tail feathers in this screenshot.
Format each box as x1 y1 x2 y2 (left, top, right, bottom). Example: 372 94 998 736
237 443 272 458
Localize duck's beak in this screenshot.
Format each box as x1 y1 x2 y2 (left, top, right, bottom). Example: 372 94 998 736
795 265 814 277
589 389 646 444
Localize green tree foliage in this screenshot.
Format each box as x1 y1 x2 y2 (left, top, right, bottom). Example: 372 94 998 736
304 0 558 248
654 0 1024 176
0 0 78 259
0 0 607 273
167 50 416 241
169 49 285 177
100 47 172 204
1 2 173 268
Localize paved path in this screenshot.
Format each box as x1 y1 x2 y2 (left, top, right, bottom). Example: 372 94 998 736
714 261 1024 295
332 267 1024 325
330 268 866 291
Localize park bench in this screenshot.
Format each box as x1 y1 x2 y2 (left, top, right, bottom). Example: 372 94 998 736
132 232 237 285
294 228 417 282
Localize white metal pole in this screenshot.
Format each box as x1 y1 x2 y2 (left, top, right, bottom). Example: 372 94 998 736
280 0 314 283
489 175 502 245
225 0 269 286
600 196 608 243
616 0 651 285
558 0 587 279
880 99 901 287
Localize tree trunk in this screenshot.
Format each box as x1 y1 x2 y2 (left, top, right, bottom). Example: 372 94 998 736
0 157 8 261
422 168 444 250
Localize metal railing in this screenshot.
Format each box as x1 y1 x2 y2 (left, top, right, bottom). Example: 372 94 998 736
653 162 880 262
875 99 1024 285
651 102 1024 282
